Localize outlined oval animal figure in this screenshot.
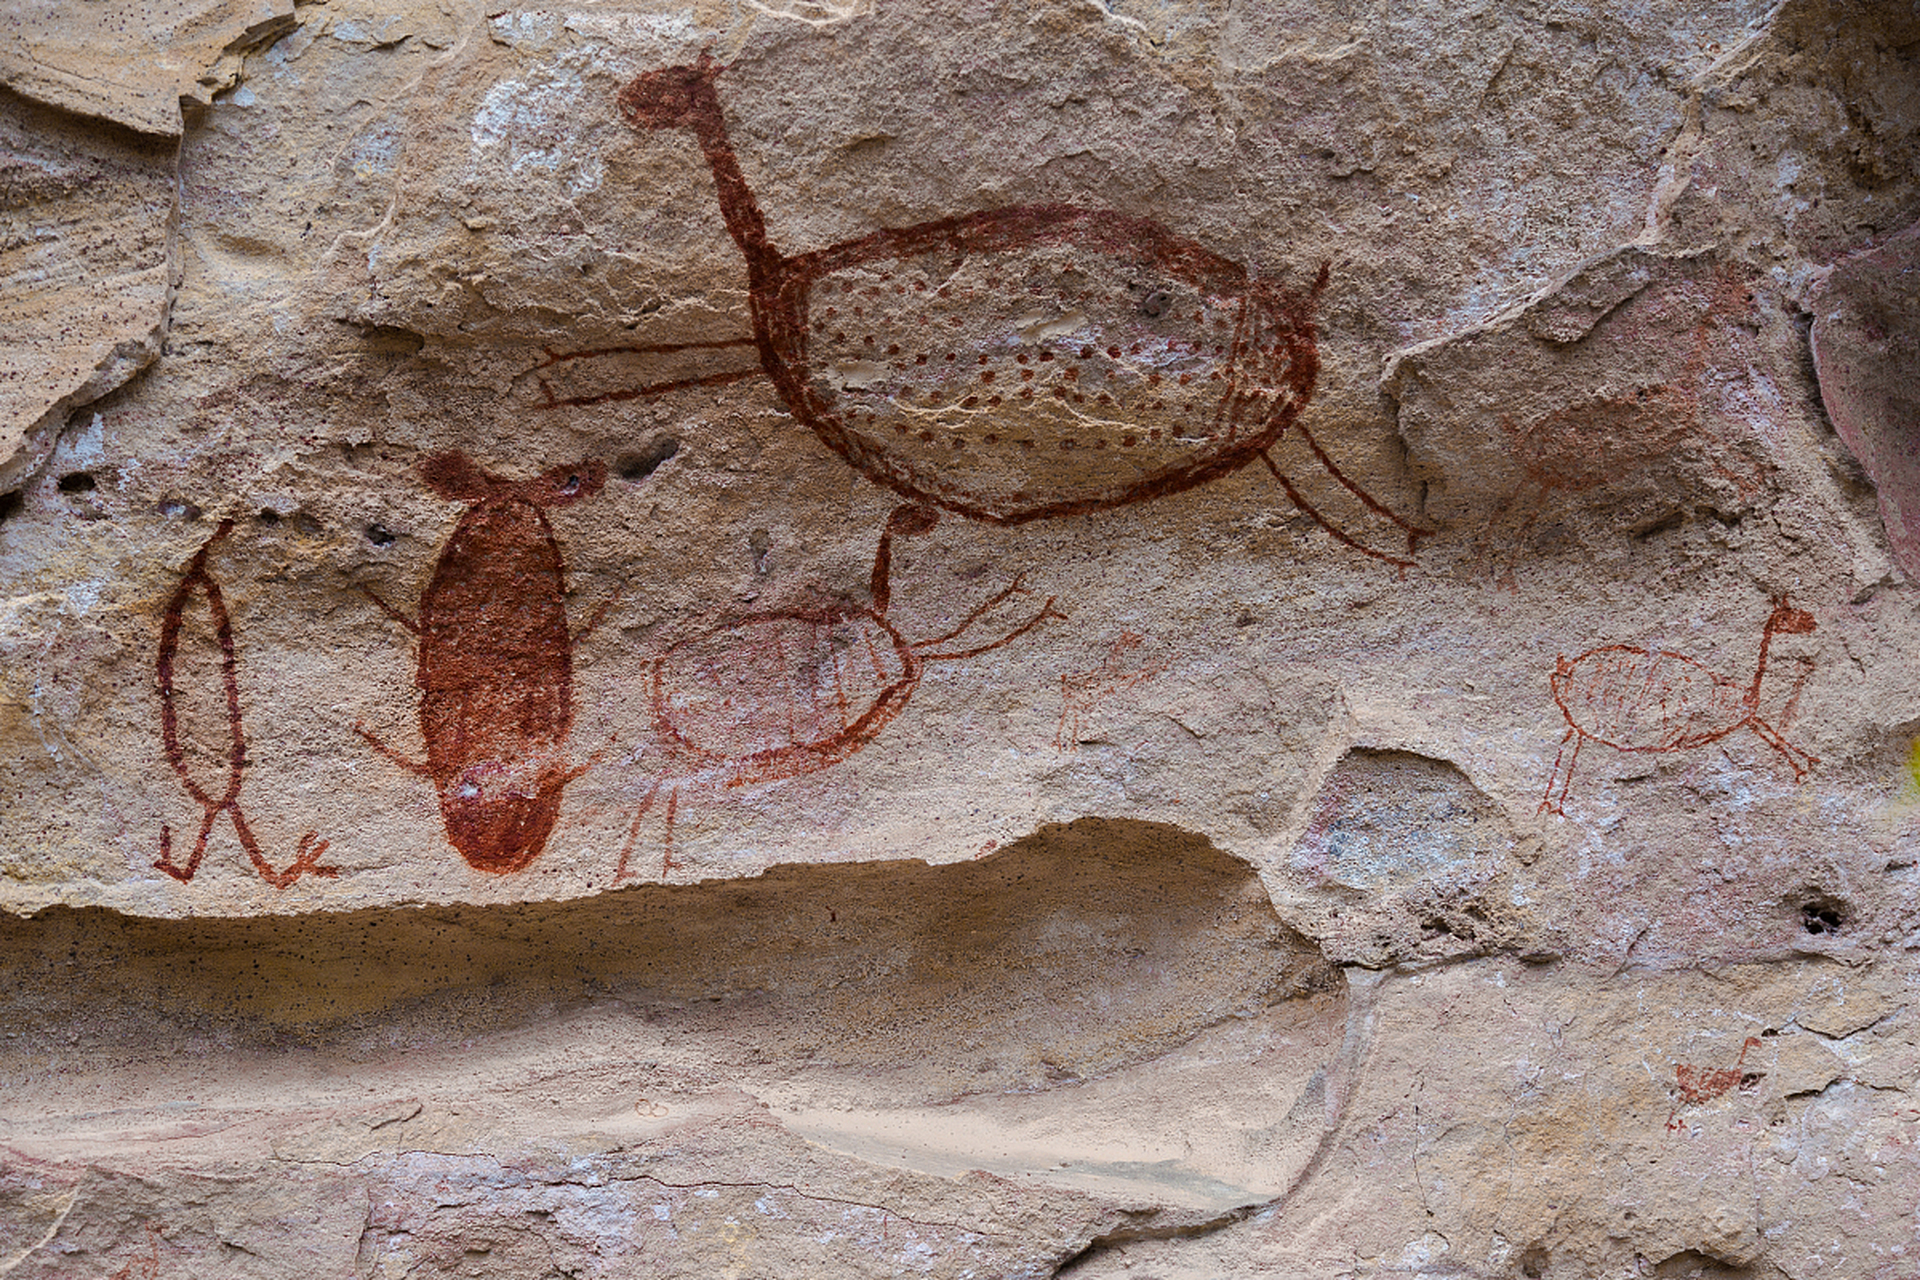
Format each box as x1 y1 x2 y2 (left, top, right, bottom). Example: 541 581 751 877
360 452 606 873
536 55 1428 567
618 504 1060 879
152 519 337 888
1539 599 1818 816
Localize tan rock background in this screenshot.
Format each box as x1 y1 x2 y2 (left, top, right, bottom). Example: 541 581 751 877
1 0 1916 1275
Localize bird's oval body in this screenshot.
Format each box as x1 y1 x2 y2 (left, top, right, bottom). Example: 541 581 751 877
758 206 1319 526
652 605 919 788
1551 644 1751 753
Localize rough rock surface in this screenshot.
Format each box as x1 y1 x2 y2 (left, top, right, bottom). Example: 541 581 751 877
1 1 1916 1276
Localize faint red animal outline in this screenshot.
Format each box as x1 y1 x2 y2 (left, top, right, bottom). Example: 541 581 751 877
1054 630 1168 753
359 453 607 874
1540 599 1818 817
617 504 1061 879
152 520 336 888
1664 1035 1763 1132
1483 266 1770 583
105 1222 164 1280
533 53 1429 567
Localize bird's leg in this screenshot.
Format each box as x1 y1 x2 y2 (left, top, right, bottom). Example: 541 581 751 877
1293 422 1436 551
1539 729 1582 817
615 780 661 883
1747 718 1819 781
153 803 221 883
1261 452 1415 571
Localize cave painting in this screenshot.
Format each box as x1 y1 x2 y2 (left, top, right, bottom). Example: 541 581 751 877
359 452 606 874
1665 1036 1763 1132
534 54 1428 568
1055 630 1167 753
153 520 336 888
617 504 1061 879
1484 265 1769 581
1540 599 1818 816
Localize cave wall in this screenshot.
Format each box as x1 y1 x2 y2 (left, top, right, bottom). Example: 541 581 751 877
2 1 1917 1276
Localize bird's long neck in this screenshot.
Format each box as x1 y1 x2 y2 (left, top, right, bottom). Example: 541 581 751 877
683 79 782 283
1748 621 1780 708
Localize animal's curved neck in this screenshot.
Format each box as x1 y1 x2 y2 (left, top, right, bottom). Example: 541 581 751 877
683 79 782 281
1748 622 1779 707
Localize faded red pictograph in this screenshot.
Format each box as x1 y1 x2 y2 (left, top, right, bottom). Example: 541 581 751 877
360 453 606 874
104 1222 164 1280
533 54 1428 567
1484 264 1770 581
1665 1036 1764 1132
1540 599 1818 816
1054 630 1167 753
152 521 336 888
617 504 1061 879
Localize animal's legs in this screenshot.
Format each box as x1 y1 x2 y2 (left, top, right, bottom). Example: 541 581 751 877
1293 421 1435 549
228 803 337 888
919 596 1065 662
661 787 681 877
1747 717 1819 781
1260 451 1415 570
1539 729 1583 817
615 780 661 883
153 803 221 882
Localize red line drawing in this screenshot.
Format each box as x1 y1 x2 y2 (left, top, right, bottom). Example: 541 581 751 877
153 521 336 888
538 54 1428 567
1665 1036 1763 1131
105 1223 163 1280
1484 265 1769 582
1054 630 1167 753
617 504 1061 879
359 453 606 874
1540 599 1818 817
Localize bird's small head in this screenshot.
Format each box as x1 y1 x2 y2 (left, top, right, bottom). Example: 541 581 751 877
1766 599 1817 637
618 53 721 131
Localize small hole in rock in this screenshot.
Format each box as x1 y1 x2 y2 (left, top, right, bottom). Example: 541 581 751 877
256 508 281 525
0 490 23 524
57 472 96 494
1799 896 1846 935
367 523 397 547
617 437 680 482
1519 1244 1550 1277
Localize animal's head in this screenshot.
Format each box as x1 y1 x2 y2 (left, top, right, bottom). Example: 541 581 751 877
1766 599 1817 637
419 453 605 508
618 53 721 131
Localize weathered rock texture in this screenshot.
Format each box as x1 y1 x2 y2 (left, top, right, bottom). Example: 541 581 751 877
1 0 1916 1276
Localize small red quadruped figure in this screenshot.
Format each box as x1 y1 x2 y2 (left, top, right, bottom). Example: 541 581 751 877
1540 599 1818 816
618 505 1060 880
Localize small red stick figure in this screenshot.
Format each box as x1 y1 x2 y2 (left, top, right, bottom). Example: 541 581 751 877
1540 599 1818 816
1055 630 1167 753
1665 1036 1764 1131
153 521 335 888
105 1221 164 1279
617 505 1061 879
545 54 1430 567
359 453 606 874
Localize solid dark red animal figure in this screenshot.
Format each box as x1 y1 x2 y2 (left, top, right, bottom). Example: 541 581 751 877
537 54 1427 566
618 504 1061 879
360 452 606 873
1540 599 1818 816
153 520 336 888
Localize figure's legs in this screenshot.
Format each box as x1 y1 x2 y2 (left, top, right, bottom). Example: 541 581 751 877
1748 718 1819 781
1538 729 1583 817
1261 451 1415 571
616 781 661 883
1293 423 1435 551
154 804 221 883
229 803 336 888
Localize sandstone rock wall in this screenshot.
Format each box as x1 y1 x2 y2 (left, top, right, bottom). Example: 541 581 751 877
1 1 1916 1276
